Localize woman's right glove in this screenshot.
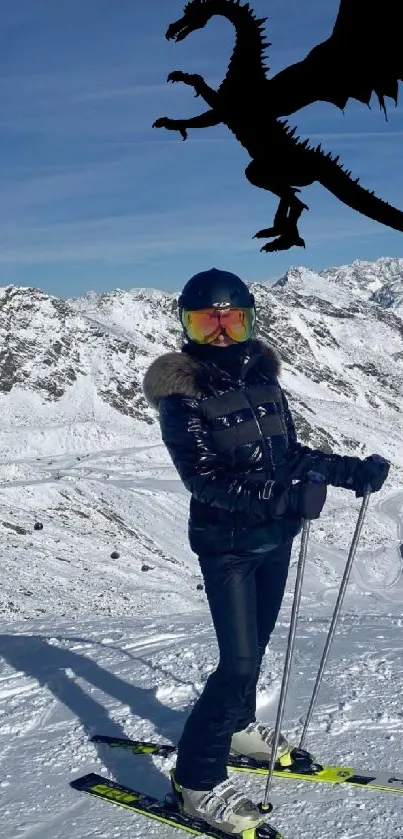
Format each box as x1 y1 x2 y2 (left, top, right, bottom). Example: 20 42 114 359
270 471 327 520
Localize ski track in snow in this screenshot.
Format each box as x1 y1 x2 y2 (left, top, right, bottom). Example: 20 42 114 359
0 447 403 839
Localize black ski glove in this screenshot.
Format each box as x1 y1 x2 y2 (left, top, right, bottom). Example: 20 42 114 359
271 471 327 520
349 454 390 498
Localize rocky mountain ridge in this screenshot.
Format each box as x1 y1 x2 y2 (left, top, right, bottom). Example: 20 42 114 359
0 257 402 468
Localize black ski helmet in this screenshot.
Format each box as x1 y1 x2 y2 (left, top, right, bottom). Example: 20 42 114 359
178 268 255 313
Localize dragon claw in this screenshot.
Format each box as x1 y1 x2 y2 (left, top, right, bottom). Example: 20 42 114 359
152 117 187 140
253 227 278 239
153 117 169 129
260 241 283 253
167 71 201 87
167 71 186 84
260 235 305 253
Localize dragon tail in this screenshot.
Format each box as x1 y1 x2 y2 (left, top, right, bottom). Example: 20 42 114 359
316 147 403 234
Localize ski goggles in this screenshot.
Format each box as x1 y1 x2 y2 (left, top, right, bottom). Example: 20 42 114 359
181 306 255 344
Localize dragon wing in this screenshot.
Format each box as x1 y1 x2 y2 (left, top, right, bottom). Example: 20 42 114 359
269 0 403 116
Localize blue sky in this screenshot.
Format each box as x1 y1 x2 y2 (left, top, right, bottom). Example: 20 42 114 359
1 0 403 298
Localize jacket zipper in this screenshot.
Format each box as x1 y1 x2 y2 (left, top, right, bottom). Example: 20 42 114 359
240 383 273 496
208 362 275 500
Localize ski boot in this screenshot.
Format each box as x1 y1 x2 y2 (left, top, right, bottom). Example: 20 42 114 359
231 722 319 773
230 722 293 767
169 770 269 835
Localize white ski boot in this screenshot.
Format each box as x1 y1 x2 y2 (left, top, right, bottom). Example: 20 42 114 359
170 771 267 834
231 722 292 766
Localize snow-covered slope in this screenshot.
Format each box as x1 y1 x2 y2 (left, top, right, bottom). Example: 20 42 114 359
1 257 403 839
3 592 403 839
0 256 402 615
0 285 160 459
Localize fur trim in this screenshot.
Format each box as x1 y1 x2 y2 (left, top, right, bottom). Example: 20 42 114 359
249 339 281 375
142 339 281 409
143 351 206 409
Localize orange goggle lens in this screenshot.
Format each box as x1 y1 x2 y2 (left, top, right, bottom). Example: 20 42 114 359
181 307 255 344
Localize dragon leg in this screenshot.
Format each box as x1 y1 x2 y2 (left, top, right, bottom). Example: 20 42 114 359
153 108 220 141
167 72 218 109
153 74 219 139
255 195 289 235
245 160 308 252
255 194 307 252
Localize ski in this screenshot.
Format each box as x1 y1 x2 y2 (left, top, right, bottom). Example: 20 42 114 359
70 772 283 839
91 734 403 796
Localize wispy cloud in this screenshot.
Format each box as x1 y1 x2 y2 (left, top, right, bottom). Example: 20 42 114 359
0 196 389 267
0 0 402 295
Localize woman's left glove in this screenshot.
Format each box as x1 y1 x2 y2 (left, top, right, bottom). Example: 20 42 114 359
350 454 390 498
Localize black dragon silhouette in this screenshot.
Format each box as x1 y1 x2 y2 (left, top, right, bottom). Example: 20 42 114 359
153 0 403 252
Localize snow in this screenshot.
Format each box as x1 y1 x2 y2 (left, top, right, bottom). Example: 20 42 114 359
1 256 403 839
2 456 403 839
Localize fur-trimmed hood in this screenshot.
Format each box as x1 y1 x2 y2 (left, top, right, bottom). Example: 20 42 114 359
142 339 281 409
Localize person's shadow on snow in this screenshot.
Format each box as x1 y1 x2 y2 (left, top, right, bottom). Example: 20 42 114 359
0 633 191 798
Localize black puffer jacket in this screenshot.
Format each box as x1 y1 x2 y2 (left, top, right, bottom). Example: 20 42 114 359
143 339 360 556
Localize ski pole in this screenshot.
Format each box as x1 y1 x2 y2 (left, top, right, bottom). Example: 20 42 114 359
298 487 371 750
261 471 326 809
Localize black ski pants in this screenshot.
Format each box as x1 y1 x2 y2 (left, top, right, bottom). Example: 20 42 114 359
174 540 293 789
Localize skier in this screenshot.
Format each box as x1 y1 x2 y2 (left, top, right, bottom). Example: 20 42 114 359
142 268 389 834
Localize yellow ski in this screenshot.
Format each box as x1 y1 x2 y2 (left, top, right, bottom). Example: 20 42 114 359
70 772 283 839
91 734 403 795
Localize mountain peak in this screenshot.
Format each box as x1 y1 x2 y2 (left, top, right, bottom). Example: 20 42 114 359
271 256 403 313
0 256 401 470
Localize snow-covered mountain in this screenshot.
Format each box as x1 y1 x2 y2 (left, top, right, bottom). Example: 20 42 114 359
1 257 402 464
0 255 402 623
1 258 403 839
265 258 403 465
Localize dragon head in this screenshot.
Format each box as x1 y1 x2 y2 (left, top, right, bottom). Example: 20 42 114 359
166 0 217 42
